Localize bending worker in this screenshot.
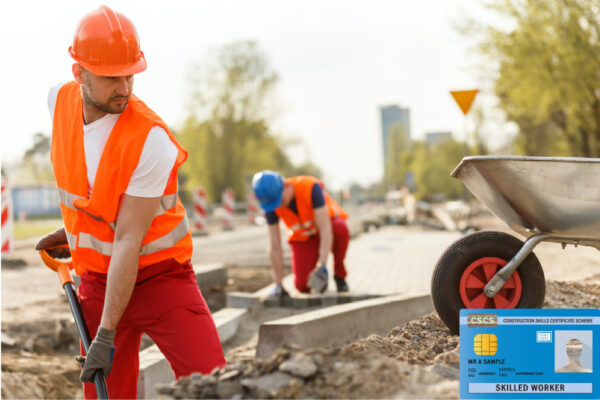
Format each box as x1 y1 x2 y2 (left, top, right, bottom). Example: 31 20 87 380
35 6 225 398
252 171 350 294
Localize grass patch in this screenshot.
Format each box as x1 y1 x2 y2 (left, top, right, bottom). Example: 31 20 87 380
12 219 63 241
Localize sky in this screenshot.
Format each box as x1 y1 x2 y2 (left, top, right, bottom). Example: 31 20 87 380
0 0 508 190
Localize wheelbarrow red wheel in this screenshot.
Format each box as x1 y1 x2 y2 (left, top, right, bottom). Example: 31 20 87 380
431 231 545 335
459 257 522 309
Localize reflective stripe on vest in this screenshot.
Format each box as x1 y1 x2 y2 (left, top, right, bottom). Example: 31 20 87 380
58 187 178 227
58 188 84 211
288 220 315 233
157 193 178 216
58 188 116 229
139 217 189 256
300 228 317 236
78 217 190 256
58 187 187 257
65 229 77 250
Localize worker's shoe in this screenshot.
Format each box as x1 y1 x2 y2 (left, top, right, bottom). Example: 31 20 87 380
308 264 328 293
269 284 290 298
270 284 291 306
334 275 349 292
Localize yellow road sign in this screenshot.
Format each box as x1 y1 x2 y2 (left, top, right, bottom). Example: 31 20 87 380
450 89 479 115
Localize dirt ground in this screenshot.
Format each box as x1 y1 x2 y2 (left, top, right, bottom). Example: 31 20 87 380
154 273 600 399
0 262 276 399
2 221 599 399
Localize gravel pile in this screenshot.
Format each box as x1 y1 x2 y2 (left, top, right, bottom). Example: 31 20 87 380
544 273 600 308
156 313 460 399
156 275 600 399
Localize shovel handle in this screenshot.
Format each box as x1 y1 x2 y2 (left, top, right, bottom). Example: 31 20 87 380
39 246 110 399
39 245 74 288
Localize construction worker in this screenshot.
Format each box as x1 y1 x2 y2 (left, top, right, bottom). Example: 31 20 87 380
35 6 225 398
252 171 350 294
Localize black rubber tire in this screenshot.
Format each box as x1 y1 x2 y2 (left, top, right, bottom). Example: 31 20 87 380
431 231 545 335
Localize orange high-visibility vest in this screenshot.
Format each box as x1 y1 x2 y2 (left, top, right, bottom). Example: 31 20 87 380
51 81 192 275
275 176 348 242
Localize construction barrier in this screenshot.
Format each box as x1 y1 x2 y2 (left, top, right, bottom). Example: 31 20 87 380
193 186 208 235
247 192 260 224
2 175 13 255
222 189 235 230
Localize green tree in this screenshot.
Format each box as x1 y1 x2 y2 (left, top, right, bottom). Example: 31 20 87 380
22 132 54 181
384 123 412 189
180 41 299 202
472 0 600 157
411 139 467 201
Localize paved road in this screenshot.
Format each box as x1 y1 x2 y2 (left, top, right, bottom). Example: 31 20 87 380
5 221 599 321
344 227 460 296
191 224 290 267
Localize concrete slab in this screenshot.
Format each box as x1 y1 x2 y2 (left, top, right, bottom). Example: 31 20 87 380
255 293 433 359
228 283 380 309
212 307 247 342
137 307 246 399
194 263 227 292
260 292 378 308
226 291 261 309
138 345 174 400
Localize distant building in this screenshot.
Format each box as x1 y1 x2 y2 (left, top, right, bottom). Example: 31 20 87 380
12 184 61 218
380 105 410 168
425 131 453 146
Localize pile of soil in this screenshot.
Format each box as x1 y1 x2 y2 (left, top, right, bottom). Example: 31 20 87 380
3 271 599 399
544 273 600 308
157 339 458 399
156 275 600 399
155 312 460 399
0 263 276 399
1 317 82 399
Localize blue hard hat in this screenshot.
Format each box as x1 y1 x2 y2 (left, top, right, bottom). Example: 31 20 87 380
252 170 284 212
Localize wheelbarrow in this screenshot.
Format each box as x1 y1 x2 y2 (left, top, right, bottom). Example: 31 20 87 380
39 246 109 399
431 156 600 334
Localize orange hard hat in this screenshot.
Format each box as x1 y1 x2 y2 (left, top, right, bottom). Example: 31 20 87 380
68 5 146 76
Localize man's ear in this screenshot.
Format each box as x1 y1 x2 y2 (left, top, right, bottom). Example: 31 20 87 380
72 63 85 84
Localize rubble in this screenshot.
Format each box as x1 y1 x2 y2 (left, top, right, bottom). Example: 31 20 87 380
156 313 461 399
3 267 599 398
156 274 600 399
544 274 600 308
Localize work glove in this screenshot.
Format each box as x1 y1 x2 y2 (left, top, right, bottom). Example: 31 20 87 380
35 227 71 259
308 263 328 293
76 327 116 383
269 283 290 298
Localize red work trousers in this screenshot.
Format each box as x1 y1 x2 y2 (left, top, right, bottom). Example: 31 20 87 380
289 217 350 292
77 258 226 399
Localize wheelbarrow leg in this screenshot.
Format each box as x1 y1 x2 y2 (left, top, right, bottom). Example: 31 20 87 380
483 233 550 298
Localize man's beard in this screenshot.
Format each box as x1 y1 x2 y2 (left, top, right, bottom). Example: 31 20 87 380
82 88 129 114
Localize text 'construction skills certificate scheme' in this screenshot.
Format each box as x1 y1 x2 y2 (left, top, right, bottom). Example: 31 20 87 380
460 308 600 399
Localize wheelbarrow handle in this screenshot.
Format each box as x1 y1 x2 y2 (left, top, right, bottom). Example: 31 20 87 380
39 246 110 399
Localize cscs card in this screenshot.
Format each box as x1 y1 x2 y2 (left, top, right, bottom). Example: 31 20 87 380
460 308 600 399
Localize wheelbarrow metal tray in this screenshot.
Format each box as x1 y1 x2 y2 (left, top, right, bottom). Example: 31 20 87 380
451 156 600 246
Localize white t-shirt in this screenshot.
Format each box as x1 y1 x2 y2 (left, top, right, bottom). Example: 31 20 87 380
48 83 178 197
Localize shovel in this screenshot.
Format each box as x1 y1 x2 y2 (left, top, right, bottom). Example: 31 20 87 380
39 246 109 399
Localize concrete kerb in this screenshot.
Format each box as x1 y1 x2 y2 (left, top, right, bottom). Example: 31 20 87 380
255 293 433 359
193 263 228 292
137 307 247 399
227 283 380 310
